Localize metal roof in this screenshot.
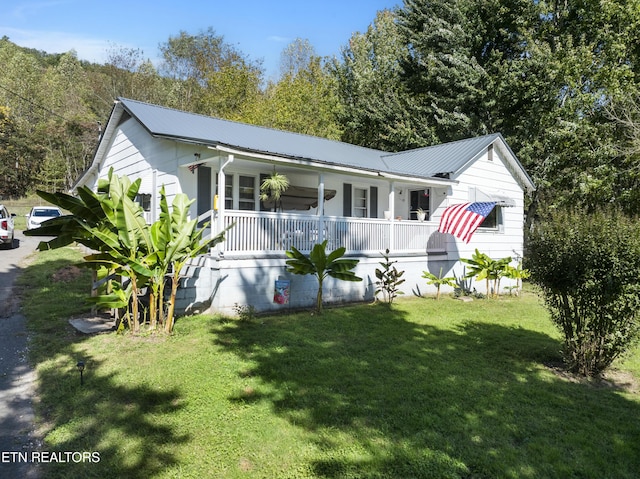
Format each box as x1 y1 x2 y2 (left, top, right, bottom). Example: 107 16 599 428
113 98 533 191
381 134 500 177
120 98 388 174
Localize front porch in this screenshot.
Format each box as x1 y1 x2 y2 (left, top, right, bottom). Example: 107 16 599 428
203 210 448 257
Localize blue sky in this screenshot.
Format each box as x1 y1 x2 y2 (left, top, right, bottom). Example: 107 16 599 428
1 0 399 80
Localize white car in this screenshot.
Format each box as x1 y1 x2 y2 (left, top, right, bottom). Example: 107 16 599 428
0 204 16 249
26 206 63 230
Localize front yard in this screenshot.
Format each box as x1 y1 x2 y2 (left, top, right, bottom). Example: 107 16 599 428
19 247 640 478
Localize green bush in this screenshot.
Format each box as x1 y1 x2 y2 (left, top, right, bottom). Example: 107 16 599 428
527 208 640 376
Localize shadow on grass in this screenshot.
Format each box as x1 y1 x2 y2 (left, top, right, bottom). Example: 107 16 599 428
216 303 640 479
36 354 188 479
18 256 189 478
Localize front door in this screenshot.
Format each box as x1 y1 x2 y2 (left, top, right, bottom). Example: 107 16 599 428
197 166 212 226
409 189 430 220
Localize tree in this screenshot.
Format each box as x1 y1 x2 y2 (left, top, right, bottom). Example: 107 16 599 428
0 106 44 198
397 0 488 142
159 28 264 119
279 38 315 78
250 39 341 139
26 169 225 333
332 10 427 150
527 208 640 376
285 241 362 312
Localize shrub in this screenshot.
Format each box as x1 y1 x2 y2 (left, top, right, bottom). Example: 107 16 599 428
527 208 640 376
375 249 405 304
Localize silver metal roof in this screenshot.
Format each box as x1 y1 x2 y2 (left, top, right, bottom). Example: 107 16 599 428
381 135 501 178
116 98 533 190
120 98 388 173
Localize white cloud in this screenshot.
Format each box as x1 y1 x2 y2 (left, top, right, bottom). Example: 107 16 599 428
267 35 291 44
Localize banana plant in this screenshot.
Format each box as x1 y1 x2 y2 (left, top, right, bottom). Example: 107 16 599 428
422 267 457 300
285 240 362 312
461 249 512 298
26 168 226 333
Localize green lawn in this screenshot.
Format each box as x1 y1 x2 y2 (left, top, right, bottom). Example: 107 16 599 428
18 247 640 478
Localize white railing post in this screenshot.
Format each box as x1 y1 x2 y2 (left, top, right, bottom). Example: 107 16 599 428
388 181 395 251
318 173 325 244
217 154 233 255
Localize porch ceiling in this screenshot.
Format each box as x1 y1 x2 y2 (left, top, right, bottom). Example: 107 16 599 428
262 185 337 211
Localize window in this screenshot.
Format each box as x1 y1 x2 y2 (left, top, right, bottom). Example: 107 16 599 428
135 193 151 212
224 174 234 209
479 206 501 229
238 175 256 210
353 187 368 218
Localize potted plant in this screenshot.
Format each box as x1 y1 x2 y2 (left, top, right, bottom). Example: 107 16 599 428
260 169 289 211
416 208 426 222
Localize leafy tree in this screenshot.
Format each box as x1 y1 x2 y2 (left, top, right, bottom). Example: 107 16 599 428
375 249 405 304
527 208 640 376
0 106 44 198
251 40 341 139
159 28 264 119
285 241 362 312
397 0 488 142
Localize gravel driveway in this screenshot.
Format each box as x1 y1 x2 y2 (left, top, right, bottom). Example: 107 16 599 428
0 231 44 478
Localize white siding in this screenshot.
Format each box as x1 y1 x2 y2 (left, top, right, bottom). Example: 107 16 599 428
436 145 525 273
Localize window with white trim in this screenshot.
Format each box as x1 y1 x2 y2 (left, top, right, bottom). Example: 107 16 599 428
479 206 502 229
135 193 152 212
238 175 256 210
353 187 368 218
224 174 234 209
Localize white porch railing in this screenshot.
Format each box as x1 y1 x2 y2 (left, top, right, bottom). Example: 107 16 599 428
215 210 447 256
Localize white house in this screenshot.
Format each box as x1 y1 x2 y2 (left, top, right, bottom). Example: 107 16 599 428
74 98 535 314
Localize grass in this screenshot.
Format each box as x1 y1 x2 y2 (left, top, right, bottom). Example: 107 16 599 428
17 247 640 478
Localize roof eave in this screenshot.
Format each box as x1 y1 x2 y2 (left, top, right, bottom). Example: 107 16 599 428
71 100 124 192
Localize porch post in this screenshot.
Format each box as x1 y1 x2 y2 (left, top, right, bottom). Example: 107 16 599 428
388 181 395 251
317 173 325 243
217 153 234 255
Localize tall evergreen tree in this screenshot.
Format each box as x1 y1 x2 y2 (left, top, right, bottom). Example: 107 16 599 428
332 10 428 151
397 0 488 142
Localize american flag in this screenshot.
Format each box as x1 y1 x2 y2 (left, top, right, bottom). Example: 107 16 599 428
188 163 202 173
438 202 496 243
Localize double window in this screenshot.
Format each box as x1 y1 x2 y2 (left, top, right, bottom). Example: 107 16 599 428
223 174 257 210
